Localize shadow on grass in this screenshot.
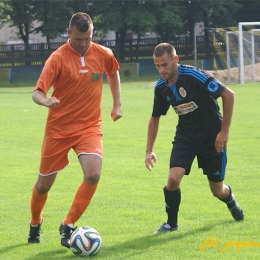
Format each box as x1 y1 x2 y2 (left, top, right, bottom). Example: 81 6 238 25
14 219 235 259
99 220 234 259
0 243 26 254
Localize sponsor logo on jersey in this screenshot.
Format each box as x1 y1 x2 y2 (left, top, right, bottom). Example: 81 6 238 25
79 69 88 74
179 87 187 97
173 101 198 115
208 81 218 92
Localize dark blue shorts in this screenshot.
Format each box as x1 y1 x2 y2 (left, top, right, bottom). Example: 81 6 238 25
169 138 227 182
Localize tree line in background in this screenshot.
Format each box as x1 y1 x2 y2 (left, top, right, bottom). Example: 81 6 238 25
0 0 259 51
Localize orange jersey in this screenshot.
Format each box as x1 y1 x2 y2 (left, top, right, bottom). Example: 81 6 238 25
35 40 119 138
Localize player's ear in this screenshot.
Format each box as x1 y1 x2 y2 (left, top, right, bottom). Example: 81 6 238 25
66 28 71 37
174 55 179 63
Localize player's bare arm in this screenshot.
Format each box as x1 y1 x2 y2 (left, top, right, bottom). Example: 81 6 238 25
107 71 122 121
32 89 60 108
145 116 160 171
215 87 235 153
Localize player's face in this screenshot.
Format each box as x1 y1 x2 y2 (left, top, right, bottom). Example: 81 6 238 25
67 26 93 55
154 53 179 85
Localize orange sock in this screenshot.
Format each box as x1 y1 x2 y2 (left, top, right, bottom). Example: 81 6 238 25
30 184 48 225
63 181 97 226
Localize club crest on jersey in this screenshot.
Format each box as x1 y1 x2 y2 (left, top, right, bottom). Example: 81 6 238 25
179 87 186 97
173 101 198 115
207 81 218 92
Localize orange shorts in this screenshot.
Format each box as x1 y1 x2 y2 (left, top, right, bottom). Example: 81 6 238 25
39 134 103 175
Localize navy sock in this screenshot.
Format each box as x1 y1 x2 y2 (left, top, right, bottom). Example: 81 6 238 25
163 186 181 228
219 185 236 209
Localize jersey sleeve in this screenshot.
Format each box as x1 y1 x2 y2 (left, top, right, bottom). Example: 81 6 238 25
34 53 60 94
152 87 170 117
201 71 227 99
104 49 119 76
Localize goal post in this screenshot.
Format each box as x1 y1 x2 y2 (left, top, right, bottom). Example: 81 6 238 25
250 29 260 82
239 22 260 84
209 23 260 85
226 31 238 84
207 27 240 84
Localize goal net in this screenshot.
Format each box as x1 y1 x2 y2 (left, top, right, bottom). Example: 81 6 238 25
208 22 260 85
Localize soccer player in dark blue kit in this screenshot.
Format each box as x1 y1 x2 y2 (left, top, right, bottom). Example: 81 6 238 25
145 43 244 234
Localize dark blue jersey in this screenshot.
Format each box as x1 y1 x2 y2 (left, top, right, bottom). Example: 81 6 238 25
152 64 226 148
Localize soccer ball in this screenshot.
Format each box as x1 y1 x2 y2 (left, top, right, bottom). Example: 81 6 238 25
70 226 102 257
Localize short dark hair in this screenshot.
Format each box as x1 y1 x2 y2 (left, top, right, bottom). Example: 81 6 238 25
153 43 176 60
69 12 93 32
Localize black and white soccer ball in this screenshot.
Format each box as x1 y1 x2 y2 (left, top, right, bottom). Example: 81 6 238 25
70 226 102 257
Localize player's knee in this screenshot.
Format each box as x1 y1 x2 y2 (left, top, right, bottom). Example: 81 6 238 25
167 176 181 190
84 171 100 184
211 189 223 198
35 182 51 194
36 173 56 193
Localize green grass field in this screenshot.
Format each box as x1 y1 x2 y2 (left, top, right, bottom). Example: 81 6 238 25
0 81 259 260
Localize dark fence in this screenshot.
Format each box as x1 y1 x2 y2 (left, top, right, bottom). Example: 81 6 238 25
0 35 225 68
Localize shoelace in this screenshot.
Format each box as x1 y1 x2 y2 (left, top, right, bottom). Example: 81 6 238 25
62 226 76 239
31 226 41 237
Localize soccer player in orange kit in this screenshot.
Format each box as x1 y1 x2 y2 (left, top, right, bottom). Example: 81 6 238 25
28 12 122 248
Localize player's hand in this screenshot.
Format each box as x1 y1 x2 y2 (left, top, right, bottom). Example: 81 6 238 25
42 97 60 108
145 152 157 171
215 130 229 153
111 106 122 121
